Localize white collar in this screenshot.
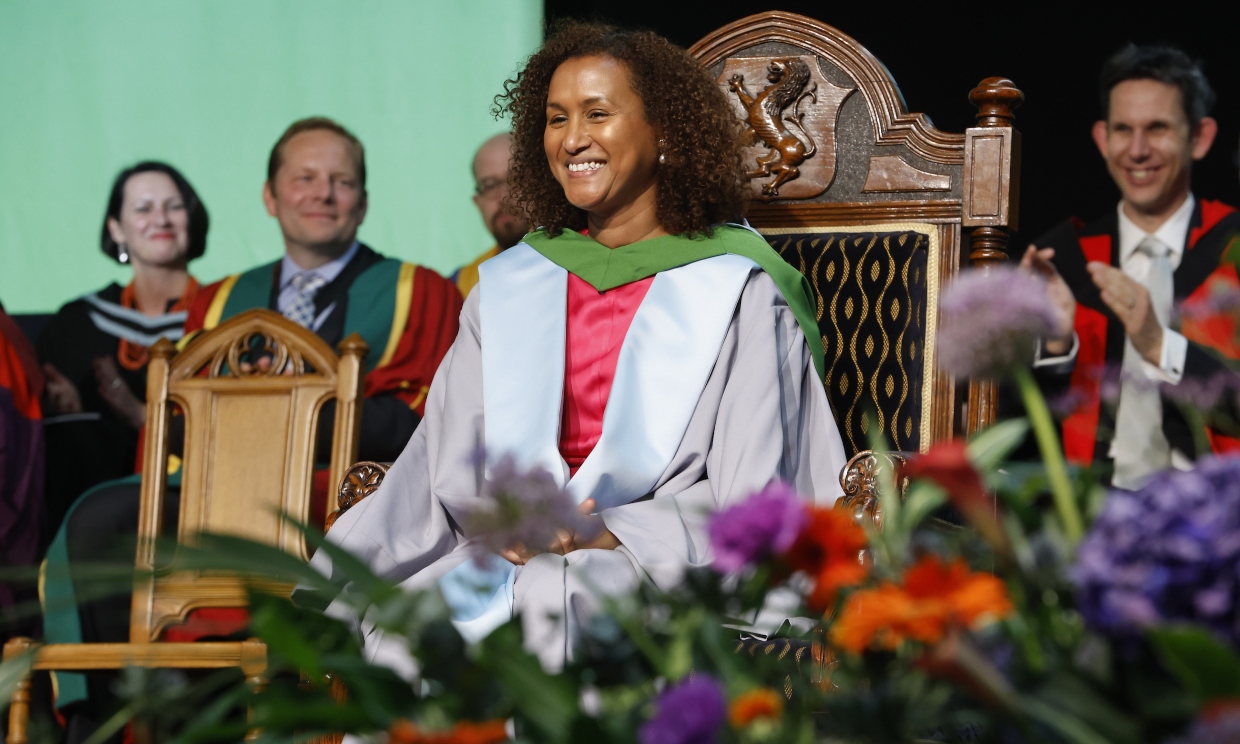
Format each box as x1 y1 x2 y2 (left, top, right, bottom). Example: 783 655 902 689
278 241 360 289
1117 194 1195 266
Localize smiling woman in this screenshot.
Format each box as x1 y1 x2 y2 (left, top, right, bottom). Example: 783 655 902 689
36 162 206 532
308 21 847 674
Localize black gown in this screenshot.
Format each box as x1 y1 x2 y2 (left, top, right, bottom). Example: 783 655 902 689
36 283 187 547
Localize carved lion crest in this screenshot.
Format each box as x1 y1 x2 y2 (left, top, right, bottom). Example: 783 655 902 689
720 55 854 201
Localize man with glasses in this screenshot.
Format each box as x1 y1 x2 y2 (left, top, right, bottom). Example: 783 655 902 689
451 133 530 297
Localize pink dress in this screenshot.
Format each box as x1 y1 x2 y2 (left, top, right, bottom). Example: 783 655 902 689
559 273 654 475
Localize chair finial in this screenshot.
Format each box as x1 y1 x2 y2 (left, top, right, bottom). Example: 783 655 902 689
150 337 177 359
969 77 1024 128
337 333 369 359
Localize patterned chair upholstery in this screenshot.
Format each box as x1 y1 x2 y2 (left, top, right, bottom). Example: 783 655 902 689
765 227 936 455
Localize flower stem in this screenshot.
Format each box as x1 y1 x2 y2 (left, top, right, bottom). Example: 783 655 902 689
1012 366 1083 544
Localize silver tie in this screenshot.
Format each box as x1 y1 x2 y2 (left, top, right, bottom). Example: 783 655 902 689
283 271 327 329
1110 237 1173 489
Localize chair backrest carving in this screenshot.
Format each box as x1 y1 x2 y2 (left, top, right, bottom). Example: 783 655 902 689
691 12 1022 454
129 309 366 642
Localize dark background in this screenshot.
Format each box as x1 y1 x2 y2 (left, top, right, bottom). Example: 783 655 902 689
544 0 1240 248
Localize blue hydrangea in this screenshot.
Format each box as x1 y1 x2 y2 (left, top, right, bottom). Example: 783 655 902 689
1073 456 1240 644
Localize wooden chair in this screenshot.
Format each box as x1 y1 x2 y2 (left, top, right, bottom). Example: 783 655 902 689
691 10 1021 465
3 309 366 744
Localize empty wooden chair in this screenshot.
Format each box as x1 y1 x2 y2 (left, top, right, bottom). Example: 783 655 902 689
4 309 366 743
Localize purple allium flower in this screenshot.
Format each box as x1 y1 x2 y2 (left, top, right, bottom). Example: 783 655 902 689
1073 456 1240 644
936 266 1065 379
639 674 726 744
462 454 594 563
708 482 807 573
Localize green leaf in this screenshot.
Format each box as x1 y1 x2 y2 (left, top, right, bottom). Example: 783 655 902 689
1149 625 1240 700
172 534 334 594
1020 697 1114 744
289 519 402 608
479 623 578 742
1033 674 1141 744
899 481 948 533
0 649 33 705
966 418 1030 470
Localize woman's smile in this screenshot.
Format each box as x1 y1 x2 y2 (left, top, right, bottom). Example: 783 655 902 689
567 160 606 175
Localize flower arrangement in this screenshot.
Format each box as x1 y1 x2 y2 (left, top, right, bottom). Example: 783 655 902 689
8 265 1240 744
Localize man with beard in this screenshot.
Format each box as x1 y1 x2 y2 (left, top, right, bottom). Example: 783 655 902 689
451 133 530 297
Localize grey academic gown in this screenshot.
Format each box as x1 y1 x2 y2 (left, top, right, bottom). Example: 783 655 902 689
309 263 847 676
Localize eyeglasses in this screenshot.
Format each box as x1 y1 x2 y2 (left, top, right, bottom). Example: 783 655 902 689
475 177 508 198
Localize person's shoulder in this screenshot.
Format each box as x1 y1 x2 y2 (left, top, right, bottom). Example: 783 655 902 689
1199 199 1240 232
412 263 457 292
461 245 500 271
37 283 121 353
739 263 782 295
1034 213 1112 247
49 282 121 320
452 246 501 297
714 223 772 251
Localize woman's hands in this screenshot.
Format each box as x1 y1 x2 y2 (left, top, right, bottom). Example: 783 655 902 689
499 498 622 566
42 363 82 415
93 356 147 429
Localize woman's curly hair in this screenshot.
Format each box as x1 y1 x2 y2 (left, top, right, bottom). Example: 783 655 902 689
494 20 749 237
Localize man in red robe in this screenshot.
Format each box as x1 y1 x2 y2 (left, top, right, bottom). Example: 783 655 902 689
1025 44 1238 489
184 117 462 454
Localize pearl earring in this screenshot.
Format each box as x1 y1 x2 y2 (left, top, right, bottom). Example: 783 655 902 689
658 139 667 165
117 243 129 264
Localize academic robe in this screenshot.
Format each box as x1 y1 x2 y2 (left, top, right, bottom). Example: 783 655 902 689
37 283 194 536
42 244 462 720
0 305 44 628
450 245 500 298
307 226 847 675
1037 199 1240 467
185 242 463 455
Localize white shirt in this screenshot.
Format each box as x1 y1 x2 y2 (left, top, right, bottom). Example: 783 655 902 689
276 241 359 331
1034 194 1195 383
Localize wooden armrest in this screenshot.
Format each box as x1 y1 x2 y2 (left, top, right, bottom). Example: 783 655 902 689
835 450 912 531
4 637 266 675
325 461 391 529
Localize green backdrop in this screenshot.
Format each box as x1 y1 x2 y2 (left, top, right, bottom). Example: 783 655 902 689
0 0 542 313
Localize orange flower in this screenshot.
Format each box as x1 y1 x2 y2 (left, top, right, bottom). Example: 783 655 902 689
728 688 784 728
389 719 509 744
830 555 1012 653
784 507 869 611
